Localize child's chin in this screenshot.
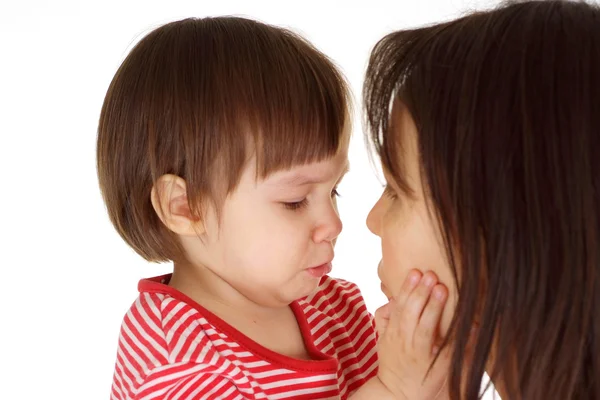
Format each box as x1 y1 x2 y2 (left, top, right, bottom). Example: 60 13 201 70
278 274 323 302
296 281 322 298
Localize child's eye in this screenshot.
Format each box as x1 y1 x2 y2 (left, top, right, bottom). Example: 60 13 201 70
283 199 308 211
331 187 341 198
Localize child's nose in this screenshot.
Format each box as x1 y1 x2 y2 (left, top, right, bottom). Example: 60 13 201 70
313 207 343 243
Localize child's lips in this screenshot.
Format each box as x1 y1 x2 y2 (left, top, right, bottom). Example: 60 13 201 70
307 262 332 278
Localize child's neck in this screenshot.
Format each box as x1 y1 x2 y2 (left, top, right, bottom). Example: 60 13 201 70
168 262 312 360
169 262 288 321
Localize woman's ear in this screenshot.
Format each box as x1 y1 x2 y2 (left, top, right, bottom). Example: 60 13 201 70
150 174 204 236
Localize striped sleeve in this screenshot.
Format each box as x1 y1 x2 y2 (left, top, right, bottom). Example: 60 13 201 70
111 294 249 400
111 294 170 399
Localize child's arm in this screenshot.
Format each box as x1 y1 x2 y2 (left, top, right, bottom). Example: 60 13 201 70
350 270 450 400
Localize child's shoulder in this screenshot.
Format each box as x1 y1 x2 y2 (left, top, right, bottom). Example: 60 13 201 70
120 278 216 361
113 276 245 398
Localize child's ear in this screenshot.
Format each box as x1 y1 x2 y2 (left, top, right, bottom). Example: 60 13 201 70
150 174 204 236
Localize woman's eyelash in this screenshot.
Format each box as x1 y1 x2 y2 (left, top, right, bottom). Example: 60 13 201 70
332 187 341 197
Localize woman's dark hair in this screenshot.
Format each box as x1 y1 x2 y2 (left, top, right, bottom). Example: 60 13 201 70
364 1 600 398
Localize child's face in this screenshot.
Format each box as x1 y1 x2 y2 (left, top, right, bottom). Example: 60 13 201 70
187 142 349 307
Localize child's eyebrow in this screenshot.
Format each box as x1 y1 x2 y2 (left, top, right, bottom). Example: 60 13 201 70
271 162 349 187
272 174 328 187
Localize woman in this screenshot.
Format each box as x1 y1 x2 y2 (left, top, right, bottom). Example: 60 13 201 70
365 1 600 399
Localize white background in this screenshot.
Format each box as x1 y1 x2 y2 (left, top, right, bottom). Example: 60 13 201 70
0 0 509 398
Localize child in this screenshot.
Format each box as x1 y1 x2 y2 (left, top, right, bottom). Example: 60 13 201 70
99 16 449 399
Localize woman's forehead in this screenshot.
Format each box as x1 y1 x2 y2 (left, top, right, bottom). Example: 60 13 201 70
389 100 421 189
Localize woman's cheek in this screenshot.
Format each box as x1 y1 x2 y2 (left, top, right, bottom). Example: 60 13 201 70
380 249 410 298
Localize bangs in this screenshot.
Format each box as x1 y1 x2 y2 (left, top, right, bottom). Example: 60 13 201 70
97 16 351 262
231 23 351 178
168 17 351 190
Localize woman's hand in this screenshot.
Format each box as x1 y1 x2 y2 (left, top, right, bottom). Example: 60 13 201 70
375 270 450 400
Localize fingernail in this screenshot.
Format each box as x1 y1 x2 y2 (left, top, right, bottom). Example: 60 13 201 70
409 271 421 286
434 286 446 300
423 274 435 287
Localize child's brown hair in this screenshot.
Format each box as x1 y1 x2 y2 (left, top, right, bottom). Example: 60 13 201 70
97 17 350 263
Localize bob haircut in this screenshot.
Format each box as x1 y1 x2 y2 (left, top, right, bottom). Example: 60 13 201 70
97 17 350 263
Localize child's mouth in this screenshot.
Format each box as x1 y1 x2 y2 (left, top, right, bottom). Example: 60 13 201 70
306 262 332 278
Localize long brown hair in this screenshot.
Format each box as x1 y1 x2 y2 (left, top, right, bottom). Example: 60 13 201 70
364 1 600 398
97 17 350 263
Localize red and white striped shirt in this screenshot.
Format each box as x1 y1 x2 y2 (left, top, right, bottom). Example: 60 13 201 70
111 274 378 400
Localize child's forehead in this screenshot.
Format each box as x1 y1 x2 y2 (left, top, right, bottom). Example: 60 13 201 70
264 156 350 187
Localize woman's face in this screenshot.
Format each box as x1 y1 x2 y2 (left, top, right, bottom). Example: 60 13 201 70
367 102 457 335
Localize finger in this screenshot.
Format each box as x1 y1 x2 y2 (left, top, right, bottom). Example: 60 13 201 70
415 283 448 355
399 271 438 342
394 269 423 308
